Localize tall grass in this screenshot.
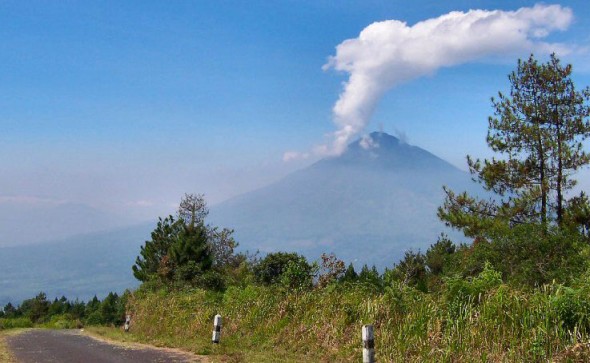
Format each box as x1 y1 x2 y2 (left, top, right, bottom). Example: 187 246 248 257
127 272 590 362
0 318 33 330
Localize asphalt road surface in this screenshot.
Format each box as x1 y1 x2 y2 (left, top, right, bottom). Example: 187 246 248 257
6 329 204 363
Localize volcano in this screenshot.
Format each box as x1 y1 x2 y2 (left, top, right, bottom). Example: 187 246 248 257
209 132 475 267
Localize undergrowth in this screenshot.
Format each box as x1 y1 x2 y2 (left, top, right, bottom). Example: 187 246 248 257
126 268 590 362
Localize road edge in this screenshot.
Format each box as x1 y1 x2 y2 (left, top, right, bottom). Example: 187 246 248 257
81 327 210 362
0 329 29 363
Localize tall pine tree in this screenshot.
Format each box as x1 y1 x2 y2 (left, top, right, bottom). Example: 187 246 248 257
439 54 590 236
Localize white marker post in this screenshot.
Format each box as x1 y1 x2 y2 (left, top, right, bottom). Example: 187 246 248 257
212 314 222 344
124 314 131 332
362 324 375 363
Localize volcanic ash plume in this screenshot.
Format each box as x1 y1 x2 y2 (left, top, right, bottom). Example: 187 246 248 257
317 4 573 156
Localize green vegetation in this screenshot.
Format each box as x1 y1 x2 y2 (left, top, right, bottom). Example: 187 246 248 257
132 193 240 291
0 291 130 331
124 267 590 362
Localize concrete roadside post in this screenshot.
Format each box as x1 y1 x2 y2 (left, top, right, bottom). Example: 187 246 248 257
362 324 375 363
124 315 131 332
212 314 222 343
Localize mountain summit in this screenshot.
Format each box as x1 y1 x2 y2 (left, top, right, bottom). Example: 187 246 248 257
317 131 457 171
209 132 473 267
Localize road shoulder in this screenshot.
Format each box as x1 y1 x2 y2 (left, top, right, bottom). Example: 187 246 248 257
82 327 209 362
0 329 26 363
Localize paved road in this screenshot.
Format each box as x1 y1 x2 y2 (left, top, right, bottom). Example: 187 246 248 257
6 329 204 363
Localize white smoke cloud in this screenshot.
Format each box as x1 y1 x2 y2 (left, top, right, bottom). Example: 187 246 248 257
313 4 574 156
393 128 409 145
359 135 380 150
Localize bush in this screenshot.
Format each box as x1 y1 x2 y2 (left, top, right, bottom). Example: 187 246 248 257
41 314 79 329
444 262 502 305
253 252 313 286
0 317 33 330
457 224 588 287
85 311 104 326
550 285 590 332
280 259 315 289
197 270 226 291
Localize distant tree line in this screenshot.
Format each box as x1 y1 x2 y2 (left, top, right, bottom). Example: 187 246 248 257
0 291 129 328
130 194 587 294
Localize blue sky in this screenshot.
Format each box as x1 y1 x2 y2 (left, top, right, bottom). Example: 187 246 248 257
1 1 590 224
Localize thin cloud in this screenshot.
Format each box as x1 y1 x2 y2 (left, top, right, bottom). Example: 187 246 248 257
0 195 67 206
283 151 310 162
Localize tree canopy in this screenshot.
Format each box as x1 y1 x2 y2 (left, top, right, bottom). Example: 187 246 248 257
439 54 590 237
132 193 239 289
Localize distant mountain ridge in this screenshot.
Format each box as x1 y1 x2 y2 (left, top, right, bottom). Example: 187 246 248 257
0 223 151 305
209 132 475 268
0 200 135 247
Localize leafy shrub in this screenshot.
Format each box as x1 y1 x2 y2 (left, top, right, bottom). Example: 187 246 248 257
459 224 587 287
42 314 78 329
550 286 590 332
253 252 313 286
425 235 456 275
196 270 226 291
0 317 33 329
280 259 315 289
85 311 104 326
444 261 502 316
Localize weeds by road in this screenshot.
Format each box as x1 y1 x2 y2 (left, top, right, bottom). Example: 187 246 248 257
85 326 306 363
0 329 26 363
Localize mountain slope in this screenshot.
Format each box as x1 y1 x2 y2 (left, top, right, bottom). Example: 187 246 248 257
0 201 135 247
209 132 475 267
0 223 153 305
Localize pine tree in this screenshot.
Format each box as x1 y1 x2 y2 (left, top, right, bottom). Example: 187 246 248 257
133 193 238 286
24 292 50 323
439 54 590 236
340 263 358 282
85 295 101 316
169 223 213 282
132 216 183 282
70 299 86 320
3 302 18 318
99 292 120 325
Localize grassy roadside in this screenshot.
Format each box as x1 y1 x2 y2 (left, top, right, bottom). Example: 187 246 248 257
122 279 590 362
84 326 214 362
84 326 309 362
